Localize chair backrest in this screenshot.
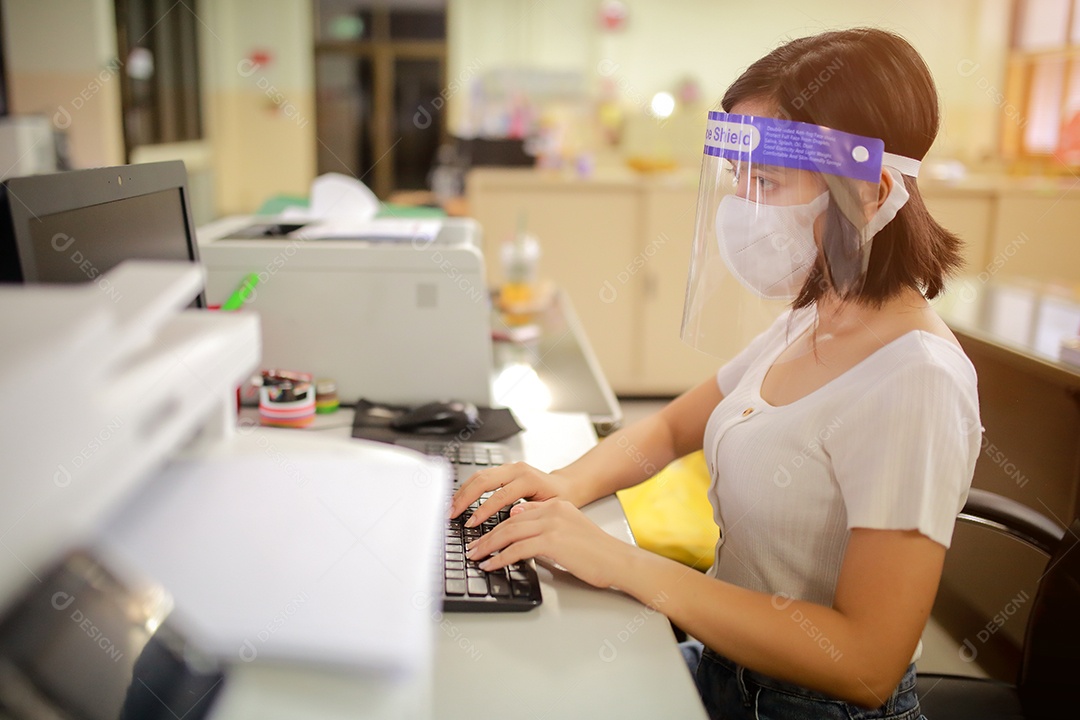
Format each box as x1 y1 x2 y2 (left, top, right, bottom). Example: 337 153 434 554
959 488 1064 555
1017 517 1080 717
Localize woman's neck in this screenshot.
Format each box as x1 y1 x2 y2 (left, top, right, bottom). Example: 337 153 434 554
814 287 929 338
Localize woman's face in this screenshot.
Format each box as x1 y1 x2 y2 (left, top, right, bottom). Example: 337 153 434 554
726 98 827 207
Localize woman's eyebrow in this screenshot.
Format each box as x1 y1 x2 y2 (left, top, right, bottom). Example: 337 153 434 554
753 164 787 176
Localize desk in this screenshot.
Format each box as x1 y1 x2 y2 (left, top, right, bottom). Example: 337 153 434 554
206 410 707 719
205 288 699 718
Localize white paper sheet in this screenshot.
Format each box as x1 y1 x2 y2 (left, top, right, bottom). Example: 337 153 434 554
96 446 449 677
273 173 443 243
296 218 443 243
310 172 380 222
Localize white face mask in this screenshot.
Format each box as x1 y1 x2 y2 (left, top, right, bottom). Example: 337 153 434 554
714 167 910 301
715 192 828 300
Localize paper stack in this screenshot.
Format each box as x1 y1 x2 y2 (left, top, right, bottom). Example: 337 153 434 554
96 431 449 677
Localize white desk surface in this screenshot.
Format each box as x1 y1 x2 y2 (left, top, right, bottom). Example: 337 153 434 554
207 408 707 720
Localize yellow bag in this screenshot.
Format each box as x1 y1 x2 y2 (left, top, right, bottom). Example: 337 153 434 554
616 450 718 571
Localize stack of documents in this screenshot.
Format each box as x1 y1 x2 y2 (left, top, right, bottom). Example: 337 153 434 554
96 434 449 676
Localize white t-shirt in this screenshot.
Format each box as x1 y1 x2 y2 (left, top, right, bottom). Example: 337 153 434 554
703 307 981 609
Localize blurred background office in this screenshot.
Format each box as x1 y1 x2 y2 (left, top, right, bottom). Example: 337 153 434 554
2 0 1078 689
3 1 1075 386
0 1 1043 221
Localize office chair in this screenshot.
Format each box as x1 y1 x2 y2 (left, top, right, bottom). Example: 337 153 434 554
916 488 1079 720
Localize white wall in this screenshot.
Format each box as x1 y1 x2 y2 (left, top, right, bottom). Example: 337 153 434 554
199 0 317 215
3 0 126 169
448 0 1013 166
2 0 317 217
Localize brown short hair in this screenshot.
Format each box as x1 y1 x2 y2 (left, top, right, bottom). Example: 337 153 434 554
721 28 964 306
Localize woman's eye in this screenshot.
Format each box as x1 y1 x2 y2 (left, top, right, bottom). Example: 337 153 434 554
753 176 776 191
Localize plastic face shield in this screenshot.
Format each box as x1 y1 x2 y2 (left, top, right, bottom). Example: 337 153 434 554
680 111 904 359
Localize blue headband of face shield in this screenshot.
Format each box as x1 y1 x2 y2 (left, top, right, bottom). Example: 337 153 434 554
704 111 922 180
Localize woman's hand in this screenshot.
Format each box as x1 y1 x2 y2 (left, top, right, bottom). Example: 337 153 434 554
465 499 631 589
448 462 581 526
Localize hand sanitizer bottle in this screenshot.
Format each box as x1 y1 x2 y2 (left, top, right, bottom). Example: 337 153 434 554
499 213 540 327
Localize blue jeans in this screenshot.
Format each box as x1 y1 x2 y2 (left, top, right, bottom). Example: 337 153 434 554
680 641 925 720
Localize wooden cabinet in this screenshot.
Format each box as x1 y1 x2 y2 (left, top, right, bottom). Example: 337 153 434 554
638 185 729 395
921 188 995 275
991 194 1080 286
923 179 1080 289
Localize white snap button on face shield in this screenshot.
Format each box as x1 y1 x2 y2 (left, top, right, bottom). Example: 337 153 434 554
680 110 921 360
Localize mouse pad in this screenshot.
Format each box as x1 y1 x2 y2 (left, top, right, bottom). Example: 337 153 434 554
350 399 524 444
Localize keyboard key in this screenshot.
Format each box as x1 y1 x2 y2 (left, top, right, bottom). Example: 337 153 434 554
431 442 541 611
488 573 511 597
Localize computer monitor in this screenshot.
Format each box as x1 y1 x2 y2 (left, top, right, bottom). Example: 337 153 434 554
0 160 205 307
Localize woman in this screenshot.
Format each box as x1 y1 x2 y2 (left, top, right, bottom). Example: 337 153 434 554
450 28 980 720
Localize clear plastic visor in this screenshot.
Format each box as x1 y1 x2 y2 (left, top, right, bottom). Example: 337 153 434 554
680 111 896 359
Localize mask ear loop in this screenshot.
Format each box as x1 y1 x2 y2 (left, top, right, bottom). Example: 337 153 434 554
863 167 910 239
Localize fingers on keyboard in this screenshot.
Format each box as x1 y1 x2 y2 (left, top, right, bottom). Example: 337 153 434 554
451 453 511 502
445 502 540 609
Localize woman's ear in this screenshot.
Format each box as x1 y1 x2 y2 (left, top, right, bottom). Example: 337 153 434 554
875 167 894 210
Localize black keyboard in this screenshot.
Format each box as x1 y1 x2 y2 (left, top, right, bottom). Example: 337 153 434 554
417 442 543 612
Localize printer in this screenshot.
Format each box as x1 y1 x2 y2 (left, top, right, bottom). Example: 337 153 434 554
197 216 494 406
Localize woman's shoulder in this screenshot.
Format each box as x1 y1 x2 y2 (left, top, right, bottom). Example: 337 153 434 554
863 297 974 379
870 328 978 398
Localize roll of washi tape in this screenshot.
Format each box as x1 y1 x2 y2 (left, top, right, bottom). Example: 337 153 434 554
315 378 340 414
258 370 316 428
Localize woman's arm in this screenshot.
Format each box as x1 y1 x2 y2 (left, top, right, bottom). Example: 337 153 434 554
451 376 722 521
554 374 724 505
471 509 943 708
614 527 945 707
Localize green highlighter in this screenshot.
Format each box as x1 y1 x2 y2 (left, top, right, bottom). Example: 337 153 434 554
221 272 260 311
